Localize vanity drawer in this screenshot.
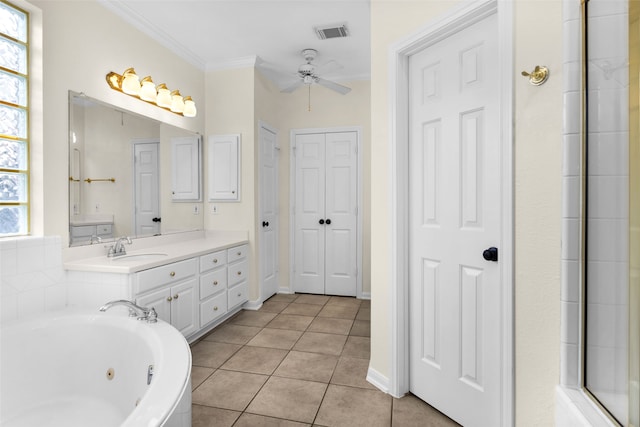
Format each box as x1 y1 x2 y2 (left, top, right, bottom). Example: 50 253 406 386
70 225 95 237
228 259 248 287
200 291 228 326
199 267 227 300
228 282 248 310
200 250 227 273
136 258 197 294
227 244 248 263
96 224 112 236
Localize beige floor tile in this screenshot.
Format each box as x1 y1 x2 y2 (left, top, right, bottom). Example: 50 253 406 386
294 294 330 305
315 384 392 427
192 404 241 427
261 300 291 313
191 341 242 368
392 394 461 427
293 331 347 356
274 350 338 383
234 413 311 427
246 376 327 424
330 357 375 390
230 310 278 327
326 296 362 308
349 320 370 337
307 317 353 335
267 294 300 303
221 346 288 375
341 336 370 359
191 366 215 390
360 299 371 308
203 323 262 345
317 304 359 320
192 370 268 411
281 303 324 316
356 308 371 321
246 328 303 350
267 313 315 331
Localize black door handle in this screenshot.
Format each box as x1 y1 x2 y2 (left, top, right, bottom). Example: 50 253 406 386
483 247 498 262
262 221 269 227
152 217 161 223
319 219 325 225
325 219 331 225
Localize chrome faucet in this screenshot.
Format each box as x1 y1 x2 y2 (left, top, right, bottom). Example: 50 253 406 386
107 236 132 257
89 235 102 245
99 299 158 323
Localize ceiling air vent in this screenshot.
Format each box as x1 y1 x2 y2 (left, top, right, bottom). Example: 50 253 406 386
314 23 349 40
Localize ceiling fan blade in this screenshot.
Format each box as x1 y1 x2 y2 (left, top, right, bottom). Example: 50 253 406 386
314 60 343 76
256 59 300 89
316 77 351 95
281 80 304 93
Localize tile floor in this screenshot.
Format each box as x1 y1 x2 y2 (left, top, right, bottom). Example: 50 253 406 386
190 293 459 427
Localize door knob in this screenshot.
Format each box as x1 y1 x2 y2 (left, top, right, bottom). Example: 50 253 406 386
325 219 332 225
319 219 325 225
152 217 161 222
482 247 498 262
262 221 269 227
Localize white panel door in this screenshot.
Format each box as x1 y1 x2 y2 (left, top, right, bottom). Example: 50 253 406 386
208 134 240 201
294 133 326 294
259 123 279 300
408 12 502 427
170 279 198 337
134 142 160 236
324 132 358 296
294 131 358 296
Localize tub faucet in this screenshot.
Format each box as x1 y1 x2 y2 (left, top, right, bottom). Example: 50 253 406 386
99 299 158 323
107 236 132 257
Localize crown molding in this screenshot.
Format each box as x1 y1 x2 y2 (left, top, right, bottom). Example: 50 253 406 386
206 56 259 72
97 0 206 70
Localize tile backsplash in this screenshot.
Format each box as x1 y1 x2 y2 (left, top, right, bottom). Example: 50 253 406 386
1 236 67 323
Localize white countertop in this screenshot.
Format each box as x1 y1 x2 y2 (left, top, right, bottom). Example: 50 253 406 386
63 230 248 274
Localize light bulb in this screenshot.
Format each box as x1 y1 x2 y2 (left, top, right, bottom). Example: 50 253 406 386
139 76 157 102
170 90 184 113
183 96 197 117
121 68 140 95
156 83 171 108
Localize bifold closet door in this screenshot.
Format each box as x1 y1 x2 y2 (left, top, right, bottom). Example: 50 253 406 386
294 131 357 296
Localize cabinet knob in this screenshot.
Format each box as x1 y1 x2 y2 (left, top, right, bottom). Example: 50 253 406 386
170 271 176 277
167 296 173 302
213 259 218 263
237 251 242 256
237 271 242 276
237 292 241 297
213 306 218 311
213 281 218 286
173 294 179 300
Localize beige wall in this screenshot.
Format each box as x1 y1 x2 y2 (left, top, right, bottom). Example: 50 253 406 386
369 1 562 426
32 0 205 242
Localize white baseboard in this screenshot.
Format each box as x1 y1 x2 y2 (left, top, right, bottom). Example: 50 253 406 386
366 366 390 394
359 291 371 300
278 286 293 294
243 299 263 311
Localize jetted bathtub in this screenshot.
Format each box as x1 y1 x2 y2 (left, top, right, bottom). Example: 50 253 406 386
0 309 192 427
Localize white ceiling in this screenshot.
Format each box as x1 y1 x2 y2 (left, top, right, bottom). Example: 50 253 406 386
99 0 371 87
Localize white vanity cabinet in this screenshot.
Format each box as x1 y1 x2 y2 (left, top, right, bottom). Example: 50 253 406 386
227 245 248 310
134 258 199 337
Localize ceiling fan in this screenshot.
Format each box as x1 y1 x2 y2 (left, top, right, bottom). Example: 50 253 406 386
258 48 352 95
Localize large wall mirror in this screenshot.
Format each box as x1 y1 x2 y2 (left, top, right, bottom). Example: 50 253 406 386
68 91 203 247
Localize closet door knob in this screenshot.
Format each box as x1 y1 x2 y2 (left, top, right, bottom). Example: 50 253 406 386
319 219 325 225
326 219 332 225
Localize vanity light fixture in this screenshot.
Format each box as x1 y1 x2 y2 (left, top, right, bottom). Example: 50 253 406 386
105 68 197 117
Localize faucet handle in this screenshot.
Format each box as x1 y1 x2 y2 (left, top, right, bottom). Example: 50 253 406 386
147 307 158 323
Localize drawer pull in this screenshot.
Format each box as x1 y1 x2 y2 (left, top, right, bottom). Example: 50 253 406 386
167 296 173 302
237 251 242 256
213 306 218 311
213 281 218 286
237 271 242 276
173 294 179 300
237 292 242 297
213 259 218 263
169 271 176 277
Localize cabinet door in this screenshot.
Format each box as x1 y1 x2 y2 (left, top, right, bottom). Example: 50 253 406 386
171 135 201 201
136 287 171 324
171 278 198 337
208 134 240 201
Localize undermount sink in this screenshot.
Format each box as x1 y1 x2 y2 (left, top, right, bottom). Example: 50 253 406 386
112 253 169 262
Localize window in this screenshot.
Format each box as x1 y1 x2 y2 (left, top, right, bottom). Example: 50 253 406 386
0 0 28 236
